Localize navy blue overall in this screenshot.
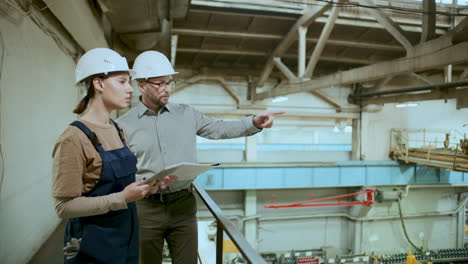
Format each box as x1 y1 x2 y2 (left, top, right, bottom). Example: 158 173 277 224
64 120 139 264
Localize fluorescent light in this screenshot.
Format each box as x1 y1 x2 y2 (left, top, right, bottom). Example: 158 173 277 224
395 102 419 108
333 126 340 133
272 96 288 103
344 125 352 133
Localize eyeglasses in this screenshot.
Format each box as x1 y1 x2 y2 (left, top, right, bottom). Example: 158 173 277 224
145 79 176 90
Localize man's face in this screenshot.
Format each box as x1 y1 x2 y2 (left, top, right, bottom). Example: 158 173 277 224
138 75 173 108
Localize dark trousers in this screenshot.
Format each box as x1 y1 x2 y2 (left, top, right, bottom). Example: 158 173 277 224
137 190 198 264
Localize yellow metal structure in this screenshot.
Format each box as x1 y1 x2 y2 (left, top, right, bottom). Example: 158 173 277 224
390 128 468 172
406 252 432 264
223 240 239 253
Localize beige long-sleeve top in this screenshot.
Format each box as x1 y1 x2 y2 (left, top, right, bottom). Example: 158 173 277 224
52 119 129 218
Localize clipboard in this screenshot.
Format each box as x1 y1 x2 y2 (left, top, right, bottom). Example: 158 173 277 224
143 162 220 184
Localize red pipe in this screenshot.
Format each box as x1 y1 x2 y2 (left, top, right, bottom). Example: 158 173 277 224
265 189 374 209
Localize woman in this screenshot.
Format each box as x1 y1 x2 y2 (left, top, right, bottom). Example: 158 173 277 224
51 48 157 264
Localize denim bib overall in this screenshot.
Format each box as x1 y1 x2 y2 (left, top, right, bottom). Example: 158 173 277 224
64 120 138 264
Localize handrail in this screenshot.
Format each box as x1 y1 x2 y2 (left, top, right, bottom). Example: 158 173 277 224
192 181 268 264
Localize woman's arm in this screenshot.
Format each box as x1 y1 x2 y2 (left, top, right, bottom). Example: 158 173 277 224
54 192 127 219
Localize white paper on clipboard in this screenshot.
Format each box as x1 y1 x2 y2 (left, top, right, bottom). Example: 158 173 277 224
143 162 220 184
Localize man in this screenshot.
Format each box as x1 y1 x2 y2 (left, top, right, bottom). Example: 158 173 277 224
118 50 283 264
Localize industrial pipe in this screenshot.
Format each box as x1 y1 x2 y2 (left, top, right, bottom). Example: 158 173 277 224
351 79 468 99
259 196 468 222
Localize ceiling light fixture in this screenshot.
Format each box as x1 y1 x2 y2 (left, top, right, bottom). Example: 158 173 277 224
271 96 288 103
395 102 419 108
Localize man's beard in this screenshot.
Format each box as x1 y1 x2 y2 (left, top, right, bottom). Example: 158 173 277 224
152 96 168 108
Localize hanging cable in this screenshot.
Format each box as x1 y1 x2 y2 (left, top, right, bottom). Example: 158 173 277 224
397 197 423 252
277 0 468 17
0 29 4 197
35 0 59 11
0 0 32 16
0 0 59 15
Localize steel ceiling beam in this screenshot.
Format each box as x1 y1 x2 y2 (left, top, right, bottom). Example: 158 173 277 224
255 41 468 100
168 28 406 51
256 2 332 87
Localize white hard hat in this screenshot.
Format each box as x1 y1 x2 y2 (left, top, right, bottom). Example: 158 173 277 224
75 48 134 84
133 50 178 80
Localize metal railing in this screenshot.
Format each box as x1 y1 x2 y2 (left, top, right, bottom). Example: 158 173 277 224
193 181 267 264
389 128 468 172
390 128 466 150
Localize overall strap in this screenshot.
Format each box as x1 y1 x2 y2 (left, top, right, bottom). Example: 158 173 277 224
70 121 105 153
110 119 127 146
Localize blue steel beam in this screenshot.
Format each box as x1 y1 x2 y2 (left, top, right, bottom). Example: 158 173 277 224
195 162 468 190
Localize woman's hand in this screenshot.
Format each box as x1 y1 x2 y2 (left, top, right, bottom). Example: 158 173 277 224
122 179 150 203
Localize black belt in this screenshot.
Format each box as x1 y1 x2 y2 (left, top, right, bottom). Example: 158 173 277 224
145 189 191 202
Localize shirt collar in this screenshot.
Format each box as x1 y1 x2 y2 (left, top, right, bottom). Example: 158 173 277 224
137 98 172 118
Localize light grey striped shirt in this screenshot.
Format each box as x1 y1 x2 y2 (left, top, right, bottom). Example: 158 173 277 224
117 101 261 193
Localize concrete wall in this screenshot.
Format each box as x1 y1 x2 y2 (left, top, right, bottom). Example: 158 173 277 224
0 14 77 263
361 99 468 160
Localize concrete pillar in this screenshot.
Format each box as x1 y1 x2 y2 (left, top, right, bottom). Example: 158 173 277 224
245 135 257 162
352 118 361 160
353 221 363 254
171 34 178 66
244 190 257 249
445 64 453 83
298 26 307 78
360 112 369 161
456 196 466 248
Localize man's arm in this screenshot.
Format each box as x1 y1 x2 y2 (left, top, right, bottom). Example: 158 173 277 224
194 108 261 139
252 111 285 128
194 107 285 139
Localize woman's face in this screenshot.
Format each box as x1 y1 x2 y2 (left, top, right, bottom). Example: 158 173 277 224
99 73 133 110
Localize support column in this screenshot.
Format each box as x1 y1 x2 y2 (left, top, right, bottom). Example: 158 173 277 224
353 221 363 254
360 111 369 161
244 190 257 250
457 195 466 248
171 34 178 66
420 0 436 43
457 207 464 248
445 64 453 83
245 135 257 162
298 26 308 78
352 118 361 160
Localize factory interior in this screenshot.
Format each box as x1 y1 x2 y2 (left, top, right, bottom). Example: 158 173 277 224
1 0 468 263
